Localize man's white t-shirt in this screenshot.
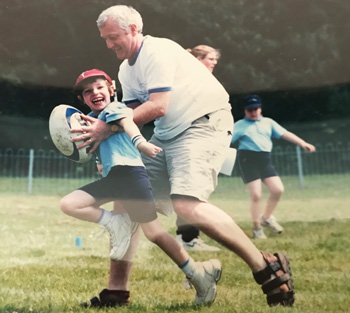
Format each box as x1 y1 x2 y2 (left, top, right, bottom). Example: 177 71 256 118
118 35 231 140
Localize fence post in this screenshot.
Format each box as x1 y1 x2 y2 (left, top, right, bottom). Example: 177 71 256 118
296 146 304 188
28 149 34 194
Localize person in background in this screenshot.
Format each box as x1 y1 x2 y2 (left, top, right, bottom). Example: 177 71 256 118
231 95 316 239
187 45 220 73
175 44 221 252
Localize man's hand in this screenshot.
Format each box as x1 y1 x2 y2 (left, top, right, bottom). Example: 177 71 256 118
70 114 113 153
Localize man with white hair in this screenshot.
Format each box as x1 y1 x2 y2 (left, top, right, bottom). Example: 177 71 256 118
74 5 295 308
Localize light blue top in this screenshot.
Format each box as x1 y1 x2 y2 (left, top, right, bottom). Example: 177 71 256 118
88 101 144 177
231 117 287 152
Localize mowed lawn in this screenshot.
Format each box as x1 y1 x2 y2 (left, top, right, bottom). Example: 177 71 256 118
0 175 349 313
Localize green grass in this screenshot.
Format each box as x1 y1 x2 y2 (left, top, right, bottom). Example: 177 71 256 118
0 176 350 313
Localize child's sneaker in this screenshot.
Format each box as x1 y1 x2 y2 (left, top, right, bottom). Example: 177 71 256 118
184 259 222 305
261 215 283 233
253 227 267 239
103 213 139 261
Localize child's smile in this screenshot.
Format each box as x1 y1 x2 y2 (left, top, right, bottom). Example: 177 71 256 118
81 78 112 115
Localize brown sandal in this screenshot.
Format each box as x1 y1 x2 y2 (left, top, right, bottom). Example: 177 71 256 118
253 252 295 306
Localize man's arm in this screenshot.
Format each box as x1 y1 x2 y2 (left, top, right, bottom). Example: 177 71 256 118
281 131 316 153
132 91 171 126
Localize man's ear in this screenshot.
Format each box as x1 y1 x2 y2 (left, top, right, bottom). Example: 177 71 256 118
77 95 83 103
129 24 138 35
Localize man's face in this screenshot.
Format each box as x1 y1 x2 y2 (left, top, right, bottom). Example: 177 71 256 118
99 18 138 60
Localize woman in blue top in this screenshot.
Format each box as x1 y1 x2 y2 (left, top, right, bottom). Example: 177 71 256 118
232 95 315 239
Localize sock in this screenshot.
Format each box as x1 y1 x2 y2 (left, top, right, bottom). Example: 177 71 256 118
97 209 113 226
179 258 196 278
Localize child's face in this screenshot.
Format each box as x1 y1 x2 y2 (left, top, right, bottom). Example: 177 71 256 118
80 78 113 115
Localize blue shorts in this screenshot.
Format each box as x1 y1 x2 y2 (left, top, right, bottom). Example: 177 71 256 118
237 150 278 184
79 166 157 223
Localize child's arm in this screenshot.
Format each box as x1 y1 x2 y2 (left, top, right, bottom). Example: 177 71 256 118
117 117 162 158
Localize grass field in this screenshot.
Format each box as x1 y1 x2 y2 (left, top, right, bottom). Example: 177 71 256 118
0 175 349 313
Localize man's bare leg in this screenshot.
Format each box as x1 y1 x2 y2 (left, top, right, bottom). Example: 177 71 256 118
172 196 266 271
172 196 295 306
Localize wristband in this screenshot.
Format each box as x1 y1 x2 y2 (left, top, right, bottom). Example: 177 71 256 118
131 134 147 148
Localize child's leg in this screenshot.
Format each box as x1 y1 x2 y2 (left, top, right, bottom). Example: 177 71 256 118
80 204 141 308
61 190 136 261
60 190 105 222
109 226 141 289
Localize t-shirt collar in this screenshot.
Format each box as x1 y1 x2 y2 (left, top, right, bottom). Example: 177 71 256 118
128 37 146 66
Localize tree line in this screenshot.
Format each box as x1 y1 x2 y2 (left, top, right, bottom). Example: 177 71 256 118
1 0 349 124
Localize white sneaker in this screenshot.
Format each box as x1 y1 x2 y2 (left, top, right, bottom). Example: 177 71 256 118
176 235 220 252
261 215 284 233
253 227 267 239
184 259 222 305
103 213 139 261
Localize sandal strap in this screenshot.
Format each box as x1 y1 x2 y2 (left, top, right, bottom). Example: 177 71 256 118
253 252 295 307
253 261 281 284
261 273 291 294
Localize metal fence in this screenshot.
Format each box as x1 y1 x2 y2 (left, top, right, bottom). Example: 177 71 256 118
1 142 350 195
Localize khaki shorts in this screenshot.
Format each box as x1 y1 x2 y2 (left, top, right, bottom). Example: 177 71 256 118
142 109 233 216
